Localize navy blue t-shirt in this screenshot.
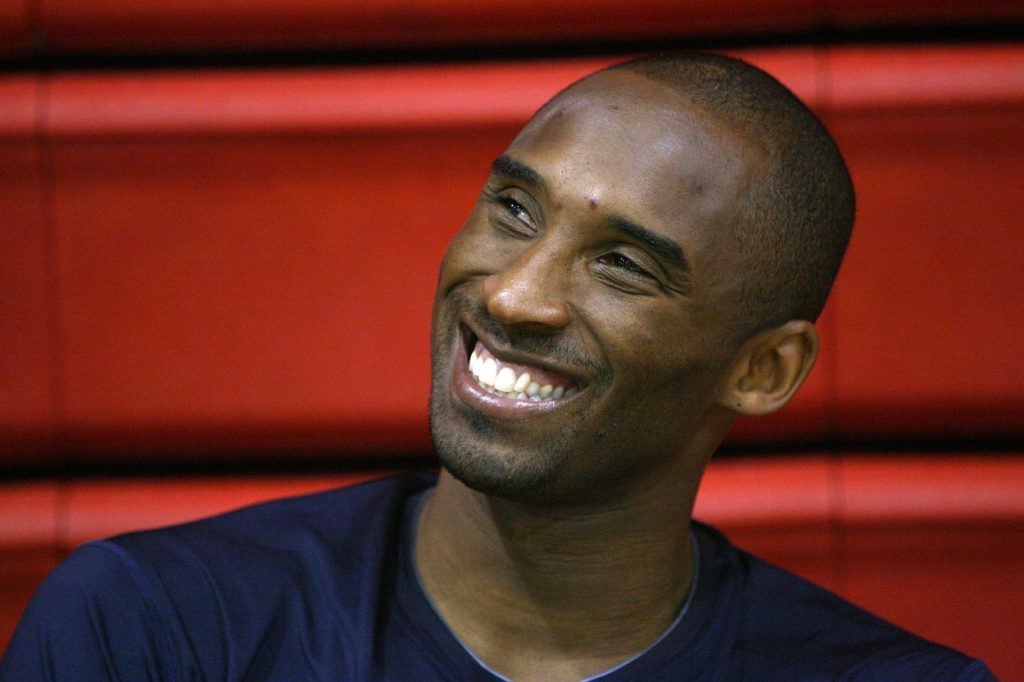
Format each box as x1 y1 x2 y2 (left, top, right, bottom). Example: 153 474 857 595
1 474 995 681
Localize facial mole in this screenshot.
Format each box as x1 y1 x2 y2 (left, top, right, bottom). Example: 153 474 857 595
589 196 600 209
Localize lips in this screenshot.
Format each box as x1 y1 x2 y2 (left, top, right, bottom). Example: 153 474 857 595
470 341 578 401
452 323 583 418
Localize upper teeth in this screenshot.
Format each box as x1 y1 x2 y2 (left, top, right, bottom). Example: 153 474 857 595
469 348 576 402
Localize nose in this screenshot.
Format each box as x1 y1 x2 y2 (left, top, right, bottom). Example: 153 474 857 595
482 241 571 330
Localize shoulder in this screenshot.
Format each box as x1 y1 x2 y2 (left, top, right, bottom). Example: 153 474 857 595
112 471 436 560
1 472 437 681
92 472 434 611
693 523 996 681
105 470 437 625
0 541 183 679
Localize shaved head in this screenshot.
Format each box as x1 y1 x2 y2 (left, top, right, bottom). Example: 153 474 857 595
559 53 855 338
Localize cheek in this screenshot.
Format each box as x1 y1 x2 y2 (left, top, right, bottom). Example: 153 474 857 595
438 225 527 294
435 225 481 295
604 301 676 358
599 305 723 390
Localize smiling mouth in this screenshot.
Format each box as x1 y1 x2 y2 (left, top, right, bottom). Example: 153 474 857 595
461 325 581 405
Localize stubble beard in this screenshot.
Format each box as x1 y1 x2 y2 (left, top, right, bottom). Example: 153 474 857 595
427 286 580 502
427 288 615 505
428 361 580 503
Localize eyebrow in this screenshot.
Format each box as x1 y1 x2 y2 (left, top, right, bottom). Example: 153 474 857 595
490 155 546 191
491 155 688 272
608 215 687 270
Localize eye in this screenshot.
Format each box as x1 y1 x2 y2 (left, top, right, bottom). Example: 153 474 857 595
596 252 651 277
499 196 531 224
485 188 538 238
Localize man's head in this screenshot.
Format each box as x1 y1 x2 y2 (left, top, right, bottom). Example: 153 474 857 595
607 54 855 336
428 53 854 507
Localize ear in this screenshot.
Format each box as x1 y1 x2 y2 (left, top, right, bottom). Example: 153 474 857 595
717 320 819 417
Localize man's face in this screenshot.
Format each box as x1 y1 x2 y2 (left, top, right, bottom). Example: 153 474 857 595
429 71 763 506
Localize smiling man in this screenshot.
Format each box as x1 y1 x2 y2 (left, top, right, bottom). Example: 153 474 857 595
1 54 995 681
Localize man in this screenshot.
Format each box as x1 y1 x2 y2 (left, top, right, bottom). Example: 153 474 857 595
1 53 994 681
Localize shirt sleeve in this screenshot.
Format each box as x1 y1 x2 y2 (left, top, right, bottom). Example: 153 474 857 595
0 542 180 682
957 659 1000 682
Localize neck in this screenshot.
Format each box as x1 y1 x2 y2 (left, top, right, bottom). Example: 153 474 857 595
415 455 707 682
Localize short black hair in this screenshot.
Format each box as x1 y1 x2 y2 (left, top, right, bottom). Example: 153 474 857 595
606 53 855 337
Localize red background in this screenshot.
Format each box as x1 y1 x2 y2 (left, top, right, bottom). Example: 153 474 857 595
1 2 1022 678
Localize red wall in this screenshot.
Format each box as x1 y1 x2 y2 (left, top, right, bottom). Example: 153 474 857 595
2 45 1022 462
1 13 1022 679
4 1 1019 54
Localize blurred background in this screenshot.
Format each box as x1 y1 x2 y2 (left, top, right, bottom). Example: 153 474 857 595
1 1 1022 678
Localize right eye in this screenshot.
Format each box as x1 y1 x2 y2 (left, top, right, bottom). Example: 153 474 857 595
485 189 538 238
499 197 531 224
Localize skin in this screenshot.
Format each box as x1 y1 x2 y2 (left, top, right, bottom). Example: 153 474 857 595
419 70 819 681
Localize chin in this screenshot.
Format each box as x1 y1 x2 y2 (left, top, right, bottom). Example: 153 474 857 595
427 304 568 501
428 392 567 502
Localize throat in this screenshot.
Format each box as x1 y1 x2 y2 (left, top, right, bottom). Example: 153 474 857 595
414 472 696 680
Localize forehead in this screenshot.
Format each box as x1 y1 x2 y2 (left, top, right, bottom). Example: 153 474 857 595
507 71 762 244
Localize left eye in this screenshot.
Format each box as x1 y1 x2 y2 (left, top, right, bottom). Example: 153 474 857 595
597 252 649 276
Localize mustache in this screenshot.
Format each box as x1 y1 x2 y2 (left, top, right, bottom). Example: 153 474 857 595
452 289 599 375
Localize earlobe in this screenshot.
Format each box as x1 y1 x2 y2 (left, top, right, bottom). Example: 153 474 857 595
719 320 819 416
